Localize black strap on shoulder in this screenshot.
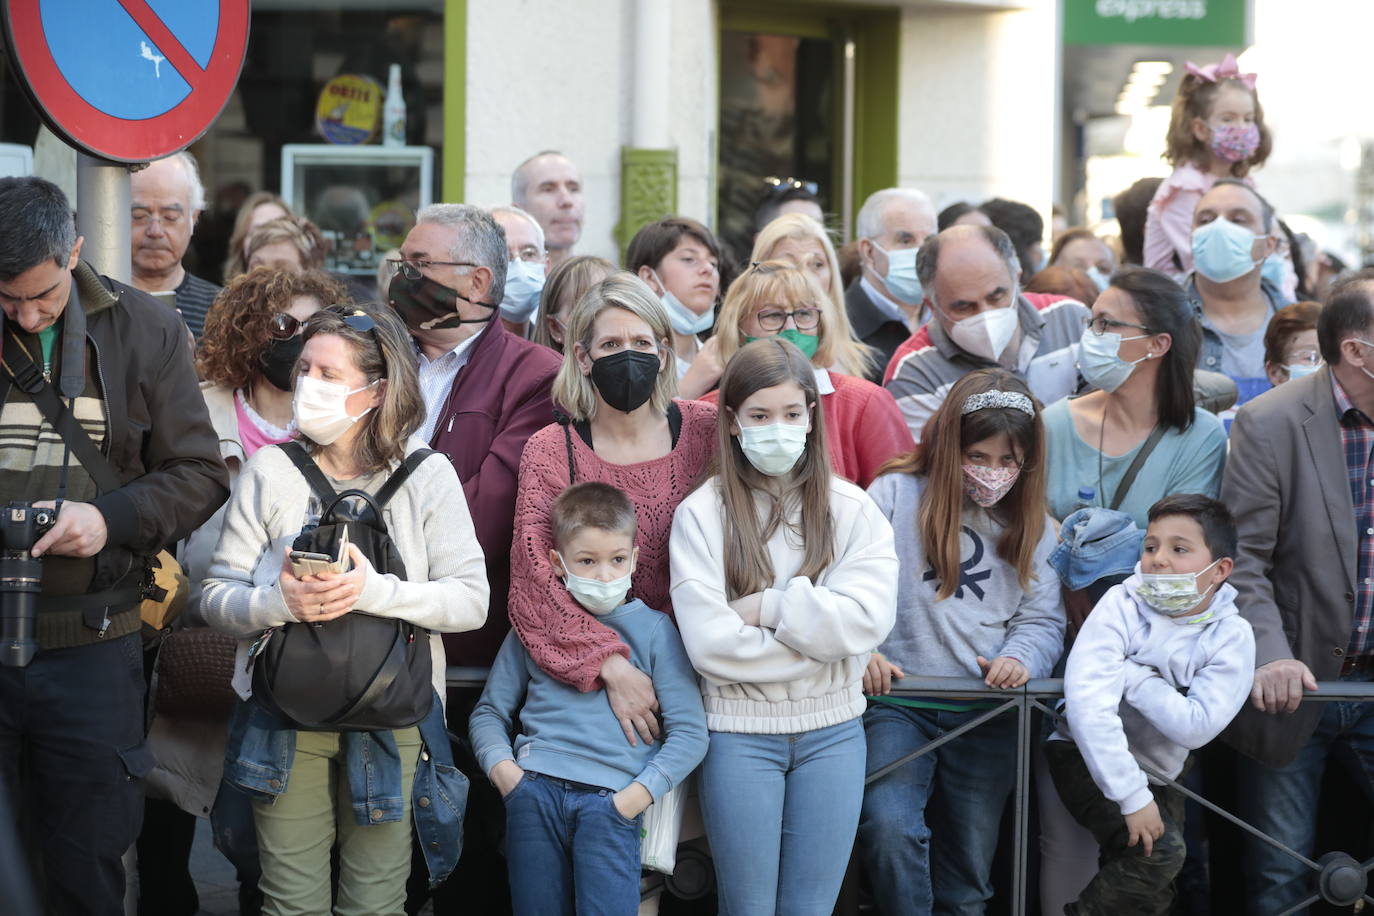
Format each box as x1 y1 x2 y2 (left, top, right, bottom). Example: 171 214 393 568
373 449 439 508
278 441 338 505
562 422 577 484
1 330 120 493
1110 425 1168 512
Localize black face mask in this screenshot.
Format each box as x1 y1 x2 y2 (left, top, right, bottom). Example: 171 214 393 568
387 270 496 332
261 335 305 392
589 349 660 413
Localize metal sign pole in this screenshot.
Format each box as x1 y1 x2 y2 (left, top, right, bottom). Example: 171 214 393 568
75 154 131 284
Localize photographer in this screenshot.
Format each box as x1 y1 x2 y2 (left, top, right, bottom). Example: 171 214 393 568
0 176 228 913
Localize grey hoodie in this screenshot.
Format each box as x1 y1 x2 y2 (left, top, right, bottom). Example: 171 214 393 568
866 471 1066 680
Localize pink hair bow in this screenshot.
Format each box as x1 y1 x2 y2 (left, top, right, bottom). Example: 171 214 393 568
1184 53 1257 90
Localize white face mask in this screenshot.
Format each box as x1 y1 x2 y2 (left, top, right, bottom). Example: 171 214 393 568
737 420 808 476
293 375 379 446
556 552 632 615
1137 559 1220 618
945 305 1019 361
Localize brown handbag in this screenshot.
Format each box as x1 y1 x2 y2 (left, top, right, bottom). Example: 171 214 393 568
153 627 239 721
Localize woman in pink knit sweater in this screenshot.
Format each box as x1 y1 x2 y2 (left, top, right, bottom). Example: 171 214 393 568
509 273 716 744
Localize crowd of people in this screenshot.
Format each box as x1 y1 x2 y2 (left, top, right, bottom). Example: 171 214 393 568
0 52 1370 916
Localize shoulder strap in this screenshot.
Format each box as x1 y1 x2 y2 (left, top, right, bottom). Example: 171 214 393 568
1110 425 1168 512
1 331 120 493
278 441 338 505
373 448 439 508
562 421 577 484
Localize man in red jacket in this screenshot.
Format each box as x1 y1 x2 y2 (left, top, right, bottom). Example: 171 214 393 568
389 204 559 910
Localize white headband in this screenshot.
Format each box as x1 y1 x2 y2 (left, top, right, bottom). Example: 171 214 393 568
961 390 1035 417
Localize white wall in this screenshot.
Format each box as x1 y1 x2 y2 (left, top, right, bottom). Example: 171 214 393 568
896 2 1059 220
463 0 717 262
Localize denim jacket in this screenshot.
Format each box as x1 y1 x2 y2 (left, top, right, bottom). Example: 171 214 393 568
1185 274 1289 377
221 693 468 886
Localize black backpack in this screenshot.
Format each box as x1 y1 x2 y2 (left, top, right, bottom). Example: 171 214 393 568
251 441 438 731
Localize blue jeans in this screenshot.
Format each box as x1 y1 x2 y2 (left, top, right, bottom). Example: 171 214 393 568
858 702 1018 916
1236 670 1374 916
698 718 866 916
503 771 643 916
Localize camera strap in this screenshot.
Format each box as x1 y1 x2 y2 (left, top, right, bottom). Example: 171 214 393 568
1 331 121 493
2 332 139 629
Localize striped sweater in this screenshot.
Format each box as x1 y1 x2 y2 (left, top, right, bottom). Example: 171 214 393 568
882 293 1089 440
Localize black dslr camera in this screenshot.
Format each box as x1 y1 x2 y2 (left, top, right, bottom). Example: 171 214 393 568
0 502 55 667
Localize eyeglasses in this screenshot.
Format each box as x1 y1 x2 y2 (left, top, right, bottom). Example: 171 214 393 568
755 306 822 332
508 246 545 264
1084 315 1152 337
763 176 819 197
387 258 479 280
131 207 185 227
268 312 303 340
1284 348 1321 367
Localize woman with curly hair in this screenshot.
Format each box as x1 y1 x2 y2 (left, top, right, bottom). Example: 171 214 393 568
138 267 348 914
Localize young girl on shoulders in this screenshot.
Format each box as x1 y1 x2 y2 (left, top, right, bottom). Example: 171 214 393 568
1145 53 1271 279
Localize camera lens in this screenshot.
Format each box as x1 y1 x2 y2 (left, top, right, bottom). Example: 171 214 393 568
0 553 40 667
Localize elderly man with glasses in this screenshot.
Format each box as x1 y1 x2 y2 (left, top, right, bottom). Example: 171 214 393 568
387 203 559 910
129 151 221 339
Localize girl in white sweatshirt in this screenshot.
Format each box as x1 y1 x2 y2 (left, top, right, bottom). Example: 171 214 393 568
670 338 898 915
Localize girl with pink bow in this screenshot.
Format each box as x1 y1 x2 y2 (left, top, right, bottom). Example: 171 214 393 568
1144 53 1273 280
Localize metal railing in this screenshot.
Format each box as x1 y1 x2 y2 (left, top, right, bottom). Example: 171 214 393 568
446 667 1374 915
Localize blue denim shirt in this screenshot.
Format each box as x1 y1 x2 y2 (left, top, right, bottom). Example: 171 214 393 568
222 693 467 887
1185 274 1289 376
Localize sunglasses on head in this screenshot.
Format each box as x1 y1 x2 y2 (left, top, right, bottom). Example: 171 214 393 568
763 176 819 197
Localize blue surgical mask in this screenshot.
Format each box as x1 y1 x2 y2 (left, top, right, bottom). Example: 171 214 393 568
1192 218 1261 283
1078 327 1152 393
653 269 715 336
1084 266 1110 293
871 241 923 304
556 552 632 615
1285 362 1320 381
500 259 546 323
1260 253 1286 291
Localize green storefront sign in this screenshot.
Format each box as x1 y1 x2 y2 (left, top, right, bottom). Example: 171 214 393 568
1064 0 1249 46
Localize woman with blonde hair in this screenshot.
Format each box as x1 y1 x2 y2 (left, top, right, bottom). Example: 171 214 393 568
507 272 716 744
224 191 293 281
244 216 327 274
858 368 1066 915
671 337 898 915
701 260 913 487
531 254 615 352
752 211 877 378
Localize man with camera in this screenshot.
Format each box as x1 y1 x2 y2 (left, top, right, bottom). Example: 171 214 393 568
0 177 228 913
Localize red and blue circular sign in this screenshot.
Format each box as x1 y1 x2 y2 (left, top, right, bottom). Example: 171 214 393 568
2 0 250 163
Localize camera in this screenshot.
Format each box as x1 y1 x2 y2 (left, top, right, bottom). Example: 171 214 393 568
0 502 56 668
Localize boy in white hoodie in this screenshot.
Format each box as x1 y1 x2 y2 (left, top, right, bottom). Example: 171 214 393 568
1046 494 1255 916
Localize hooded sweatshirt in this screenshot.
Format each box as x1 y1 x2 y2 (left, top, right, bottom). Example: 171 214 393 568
1050 568 1255 816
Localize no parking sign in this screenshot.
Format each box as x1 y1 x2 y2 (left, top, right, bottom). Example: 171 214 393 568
2 0 250 162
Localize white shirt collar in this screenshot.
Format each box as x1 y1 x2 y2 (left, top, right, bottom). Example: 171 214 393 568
416 323 486 369
860 275 923 329
813 367 835 395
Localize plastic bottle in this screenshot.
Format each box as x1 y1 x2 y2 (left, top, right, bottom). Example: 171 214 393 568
1072 486 1096 513
383 64 405 147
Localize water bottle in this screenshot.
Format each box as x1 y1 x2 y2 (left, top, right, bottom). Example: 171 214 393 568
1071 486 1096 513
383 64 406 147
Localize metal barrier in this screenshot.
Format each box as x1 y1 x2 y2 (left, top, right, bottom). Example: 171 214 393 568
447 667 1374 915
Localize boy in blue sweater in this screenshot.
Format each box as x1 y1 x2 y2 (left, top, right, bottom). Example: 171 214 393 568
469 482 708 915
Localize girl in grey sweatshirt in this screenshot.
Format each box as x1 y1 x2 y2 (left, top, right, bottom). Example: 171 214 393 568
858 369 1067 916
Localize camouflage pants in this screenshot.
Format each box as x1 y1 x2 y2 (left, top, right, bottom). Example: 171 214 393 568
1044 739 1188 916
